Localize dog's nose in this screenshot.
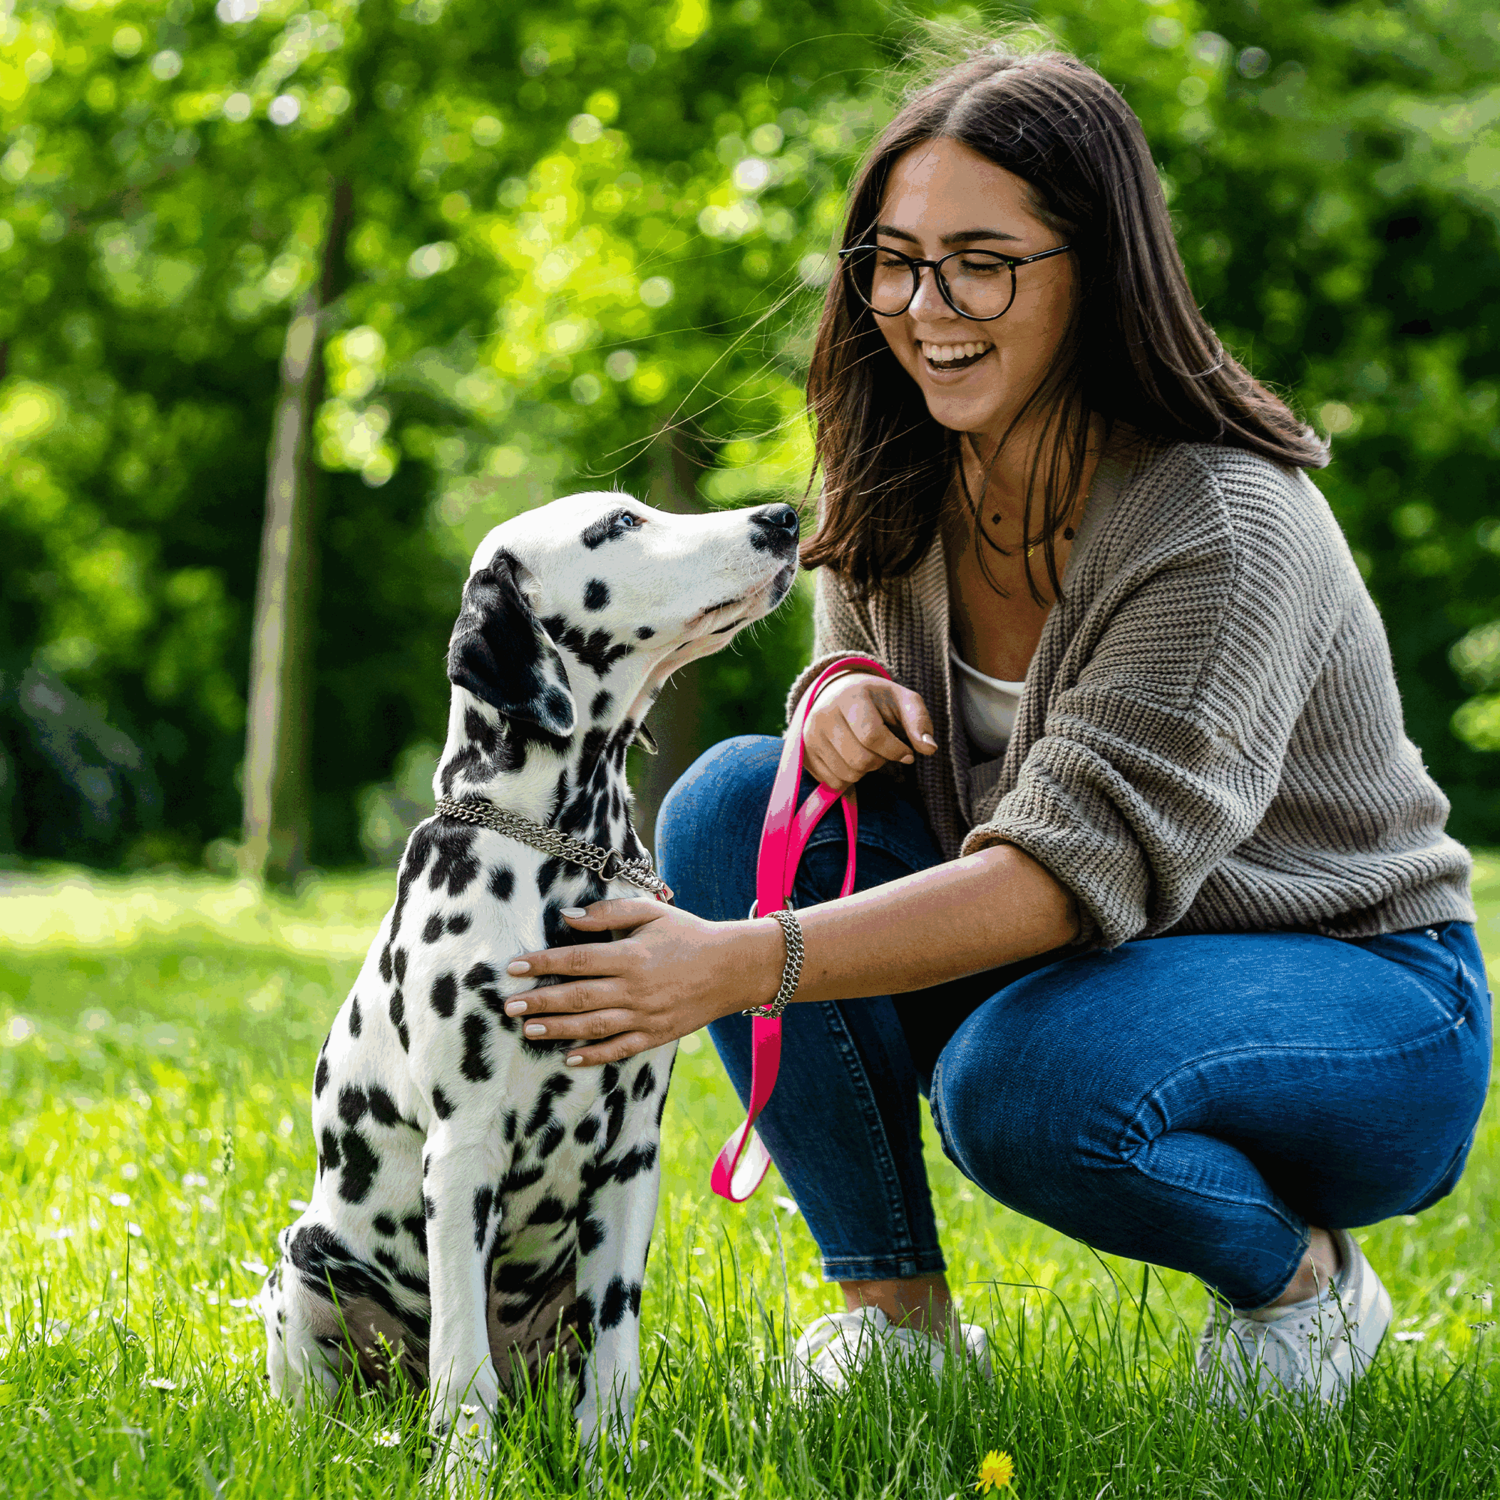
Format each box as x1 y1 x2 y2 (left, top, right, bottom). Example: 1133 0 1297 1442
752 504 800 537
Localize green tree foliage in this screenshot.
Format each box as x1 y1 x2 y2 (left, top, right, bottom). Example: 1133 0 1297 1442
2 0 1499 867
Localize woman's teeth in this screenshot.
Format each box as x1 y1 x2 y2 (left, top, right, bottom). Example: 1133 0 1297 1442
921 341 992 369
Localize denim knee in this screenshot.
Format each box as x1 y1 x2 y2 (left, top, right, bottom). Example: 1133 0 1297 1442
932 1039 1037 1201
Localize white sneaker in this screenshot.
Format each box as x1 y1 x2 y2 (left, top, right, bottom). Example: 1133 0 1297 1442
1196 1228 1393 1410
789 1305 992 1394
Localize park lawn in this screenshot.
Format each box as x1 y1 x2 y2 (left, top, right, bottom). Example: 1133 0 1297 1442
0 862 1497 1499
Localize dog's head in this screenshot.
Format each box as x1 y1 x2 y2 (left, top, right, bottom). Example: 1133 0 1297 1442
445 492 799 745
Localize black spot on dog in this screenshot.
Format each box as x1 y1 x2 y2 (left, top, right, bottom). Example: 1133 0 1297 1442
368 1086 401 1128
503 1110 518 1144
432 1086 454 1120
493 1259 545 1296
338 1086 369 1127
525 1075 573 1136
573 1115 599 1145
389 988 408 1050
503 1162 545 1195
424 825 481 898
379 945 393 984
319 1126 342 1172
424 1194 437 1221
613 1143 658 1184
431 973 458 1018
578 1215 607 1255
314 1055 330 1098
590 690 612 719
338 1129 379 1204
600 1064 620 1095
583 578 609 611
439 745 485 794
602 1088 627 1154
463 706 500 754
529 1196 566 1225
548 620 634 678
538 1122 565 1158
574 1290 596 1333
488 866 514 902
421 914 445 944
600 1277 630 1330
472 1186 494 1250
629 1282 641 1316
635 625 654 640
464 962 496 989
394 947 408 984
403 1214 428 1256
479 987 513 1027
630 1064 656 1102
460 1013 491 1081
349 997 362 1037
446 913 471 936
373 1213 397 1237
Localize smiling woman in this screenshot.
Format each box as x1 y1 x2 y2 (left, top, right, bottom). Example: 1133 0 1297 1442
510 36 1487 1422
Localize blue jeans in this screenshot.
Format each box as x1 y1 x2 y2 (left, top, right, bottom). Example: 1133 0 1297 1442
656 735 1493 1309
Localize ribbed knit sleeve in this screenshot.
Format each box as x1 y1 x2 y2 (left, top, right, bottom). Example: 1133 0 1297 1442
961 450 1355 948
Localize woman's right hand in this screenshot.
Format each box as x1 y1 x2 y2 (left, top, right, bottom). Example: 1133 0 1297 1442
801 672 938 792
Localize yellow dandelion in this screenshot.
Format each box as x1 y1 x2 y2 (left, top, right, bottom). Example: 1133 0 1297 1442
975 1449 1015 1493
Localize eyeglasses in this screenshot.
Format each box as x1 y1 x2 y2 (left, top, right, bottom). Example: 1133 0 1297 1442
837 242 1073 321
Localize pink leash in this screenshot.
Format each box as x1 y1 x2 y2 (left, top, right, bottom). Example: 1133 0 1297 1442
710 655 895 1203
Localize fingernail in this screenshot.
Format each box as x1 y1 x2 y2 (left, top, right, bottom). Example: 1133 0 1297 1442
564 1054 583 1067
506 960 530 975
505 999 527 1015
920 733 937 747
560 907 586 919
902 754 914 764
524 1022 547 1038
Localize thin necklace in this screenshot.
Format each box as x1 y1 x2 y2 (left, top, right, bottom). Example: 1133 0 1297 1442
962 438 1082 559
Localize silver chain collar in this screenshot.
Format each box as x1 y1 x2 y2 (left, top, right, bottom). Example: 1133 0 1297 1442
434 795 673 902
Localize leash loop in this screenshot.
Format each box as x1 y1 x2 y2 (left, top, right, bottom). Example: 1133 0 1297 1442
710 655 895 1203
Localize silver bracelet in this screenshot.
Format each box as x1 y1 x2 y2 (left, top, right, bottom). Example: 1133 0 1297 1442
744 908 803 1019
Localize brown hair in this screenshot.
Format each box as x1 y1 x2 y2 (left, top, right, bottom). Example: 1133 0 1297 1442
800 42 1327 599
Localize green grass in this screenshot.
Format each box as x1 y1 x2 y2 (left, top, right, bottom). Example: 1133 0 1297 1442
2 859 1498 1498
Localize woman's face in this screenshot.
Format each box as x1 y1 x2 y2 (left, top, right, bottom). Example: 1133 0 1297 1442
870 137 1075 446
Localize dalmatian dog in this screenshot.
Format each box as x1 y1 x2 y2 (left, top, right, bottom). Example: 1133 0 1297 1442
255 491 799 1473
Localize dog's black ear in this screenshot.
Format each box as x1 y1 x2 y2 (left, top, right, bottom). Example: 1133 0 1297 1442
447 552 576 737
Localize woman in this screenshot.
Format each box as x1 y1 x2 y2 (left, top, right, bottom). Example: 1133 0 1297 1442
499 44 1490 1405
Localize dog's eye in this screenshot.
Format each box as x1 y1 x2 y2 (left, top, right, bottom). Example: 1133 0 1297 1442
618 512 644 530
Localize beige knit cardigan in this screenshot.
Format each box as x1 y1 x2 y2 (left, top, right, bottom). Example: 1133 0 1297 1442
786 438 1475 950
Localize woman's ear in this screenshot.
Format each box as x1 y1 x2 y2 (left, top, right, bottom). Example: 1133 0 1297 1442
446 551 576 737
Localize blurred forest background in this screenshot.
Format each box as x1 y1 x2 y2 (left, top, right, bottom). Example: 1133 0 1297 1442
2 0 1499 877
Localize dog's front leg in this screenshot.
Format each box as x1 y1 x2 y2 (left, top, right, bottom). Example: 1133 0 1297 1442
424 1124 508 1483
573 1096 671 1459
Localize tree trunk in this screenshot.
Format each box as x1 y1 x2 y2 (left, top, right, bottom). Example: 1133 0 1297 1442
240 178 353 882
632 429 709 854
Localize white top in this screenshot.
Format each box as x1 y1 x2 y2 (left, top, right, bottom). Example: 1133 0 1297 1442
949 643 1027 761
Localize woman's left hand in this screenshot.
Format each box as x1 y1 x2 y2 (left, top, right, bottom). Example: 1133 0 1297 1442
502 901 780 1067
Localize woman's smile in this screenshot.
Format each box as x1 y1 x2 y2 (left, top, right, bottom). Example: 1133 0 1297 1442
918 338 995 372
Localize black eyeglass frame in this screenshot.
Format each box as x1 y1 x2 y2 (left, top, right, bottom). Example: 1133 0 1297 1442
837 242 1074 322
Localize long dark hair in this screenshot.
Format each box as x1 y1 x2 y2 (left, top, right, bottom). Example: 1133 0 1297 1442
801 42 1328 600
